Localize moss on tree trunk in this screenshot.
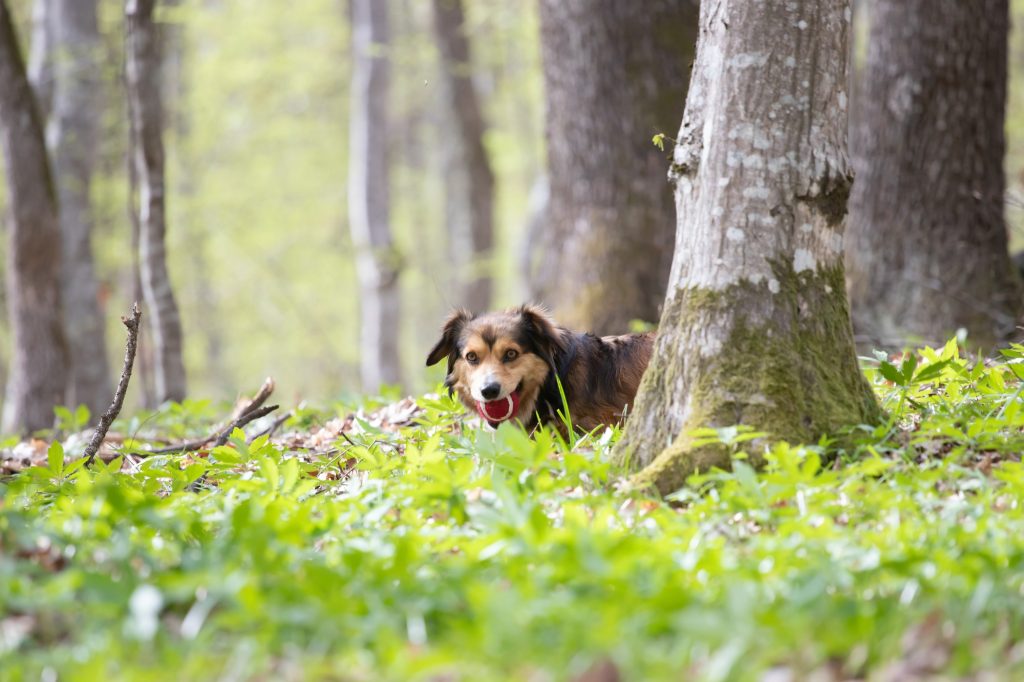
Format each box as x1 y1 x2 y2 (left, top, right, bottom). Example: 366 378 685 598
625 262 880 495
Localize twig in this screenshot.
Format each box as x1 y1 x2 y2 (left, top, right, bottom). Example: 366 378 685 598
136 379 278 455
141 435 214 456
213 404 279 447
84 304 142 466
232 377 275 421
248 411 290 443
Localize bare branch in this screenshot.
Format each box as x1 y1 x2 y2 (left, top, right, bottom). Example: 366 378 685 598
84 303 142 466
213 404 279 447
134 379 278 456
248 411 290 443
232 377 275 420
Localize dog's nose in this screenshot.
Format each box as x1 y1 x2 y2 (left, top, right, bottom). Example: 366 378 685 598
481 382 501 400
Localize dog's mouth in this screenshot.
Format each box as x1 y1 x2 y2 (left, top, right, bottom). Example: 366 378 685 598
475 383 523 427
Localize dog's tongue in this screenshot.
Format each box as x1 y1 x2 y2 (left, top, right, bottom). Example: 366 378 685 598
476 391 520 426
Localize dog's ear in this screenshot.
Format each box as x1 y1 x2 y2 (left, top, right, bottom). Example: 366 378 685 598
426 308 473 368
518 303 564 368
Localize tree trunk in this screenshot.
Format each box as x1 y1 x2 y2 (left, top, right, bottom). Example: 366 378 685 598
348 0 401 392
49 0 112 416
431 0 494 314
0 0 69 432
615 0 880 495
126 0 187 403
531 0 699 335
27 0 54 121
846 0 1021 348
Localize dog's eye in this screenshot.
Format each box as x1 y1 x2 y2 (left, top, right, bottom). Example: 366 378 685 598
503 349 519 362
465 351 479 364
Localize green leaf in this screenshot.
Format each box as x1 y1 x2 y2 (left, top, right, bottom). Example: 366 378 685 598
900 353 918 382
879 361 903 385
259 456 280 492
913 359 952 383
47 441 64 476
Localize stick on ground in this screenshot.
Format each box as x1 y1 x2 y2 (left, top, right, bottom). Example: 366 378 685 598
84 304 142 466
139 378 278 455
213 404 279 447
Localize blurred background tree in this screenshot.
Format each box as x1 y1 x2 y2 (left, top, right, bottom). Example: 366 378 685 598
529 0 698 335
1 0 1024 430
40 0 113 417
0 0 68 432
847 0 1022 349
431 0 494 316
348 0 401 392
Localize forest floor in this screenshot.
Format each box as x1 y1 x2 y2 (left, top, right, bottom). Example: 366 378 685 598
2 339 1024 681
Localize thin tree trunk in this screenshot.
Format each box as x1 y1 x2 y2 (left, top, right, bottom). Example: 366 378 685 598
27 0 54 122
348 0 401 392
49 0 112 416
126 0 187 402
615 0 880 495
164 2 226 395
846 0 1021 348
532 0 699 335
431 0 494 314
128 140 156 409
0 0 69 432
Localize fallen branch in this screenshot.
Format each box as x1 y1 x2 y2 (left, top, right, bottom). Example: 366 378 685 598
232 377 275 421
213 404 279 447
84 304 142 466
248 411 290 443
136 378 278 455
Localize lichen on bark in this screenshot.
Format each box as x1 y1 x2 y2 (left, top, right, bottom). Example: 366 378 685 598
620 261 880 496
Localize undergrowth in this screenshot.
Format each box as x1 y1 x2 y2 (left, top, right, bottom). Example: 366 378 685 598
3 338 1024 680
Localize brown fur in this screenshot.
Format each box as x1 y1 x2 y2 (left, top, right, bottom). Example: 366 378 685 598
426 305 654 431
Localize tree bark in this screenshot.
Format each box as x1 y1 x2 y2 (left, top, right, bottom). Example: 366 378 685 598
348 0 402 392
431 0 494 314
49 0 112 416
615 0 880 495
0 0 69 432
126 0 187 403
531 0 699 335
27 0 54 122
846 0 1021 348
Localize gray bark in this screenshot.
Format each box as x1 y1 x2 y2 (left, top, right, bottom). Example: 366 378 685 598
846 0 1021 348
0 0 69 432
126 0 187 402
532 0 699 335
431 0 494 314
49 0 112 416
615 0 879 495
349 0 402 392
27 0 54 121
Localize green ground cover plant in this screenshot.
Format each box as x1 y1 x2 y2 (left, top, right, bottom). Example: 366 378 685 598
2 338 1024 681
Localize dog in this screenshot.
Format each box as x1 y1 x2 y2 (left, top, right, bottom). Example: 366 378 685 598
426 304 654 432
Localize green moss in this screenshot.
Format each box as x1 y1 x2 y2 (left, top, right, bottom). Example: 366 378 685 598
626 260 882 496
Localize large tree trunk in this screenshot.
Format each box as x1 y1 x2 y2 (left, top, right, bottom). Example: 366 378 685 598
531 0 698 335
49 0 112 416
0 0 69 432
431 0 494 314
126 0 187 403
846 0 1021 348
348 0 402 392
615 0 880 495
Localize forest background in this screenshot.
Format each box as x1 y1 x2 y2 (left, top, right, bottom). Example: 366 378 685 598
3 0 1021 413
4 0 542 410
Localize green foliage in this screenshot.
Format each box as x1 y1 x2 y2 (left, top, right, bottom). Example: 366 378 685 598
4 342 1024 680
54 405 92 434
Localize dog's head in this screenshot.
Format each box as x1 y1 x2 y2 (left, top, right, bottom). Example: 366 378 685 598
426 304 564 427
